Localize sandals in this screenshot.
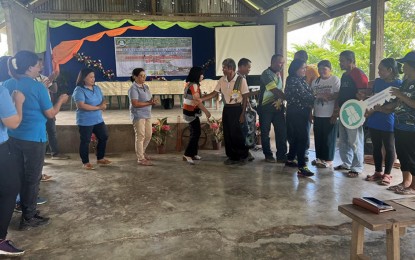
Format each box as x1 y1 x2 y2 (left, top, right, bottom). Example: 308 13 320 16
144 154 152 160
365 172 383 181
346 170 360 178
379 174 392 186
138 159 154 166
387 183 406 192
183 155 195 165
395 187 415 195
316 161 328 168
334 164 350 171
192 155 202 160
83 163 95 170
41 174 53 182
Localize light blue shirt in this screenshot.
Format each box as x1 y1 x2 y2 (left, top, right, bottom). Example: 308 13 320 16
4 77 52 142
0 84 17 143
128 82 152 121
72 85 104 126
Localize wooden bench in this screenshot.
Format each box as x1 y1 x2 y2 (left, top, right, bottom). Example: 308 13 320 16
338 201 415 260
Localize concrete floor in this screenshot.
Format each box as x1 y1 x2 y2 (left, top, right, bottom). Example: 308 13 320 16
4 147 415 259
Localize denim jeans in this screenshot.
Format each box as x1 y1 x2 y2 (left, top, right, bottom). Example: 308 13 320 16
258 106 287 160
78 122 109 164
338 123 364 172
9 137 45 220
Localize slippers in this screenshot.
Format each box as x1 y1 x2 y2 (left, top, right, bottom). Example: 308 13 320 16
334 164 350 171
346 170 360 178
365 172 383 181
395 187 415 195
387 184 405 192
138 159 154 166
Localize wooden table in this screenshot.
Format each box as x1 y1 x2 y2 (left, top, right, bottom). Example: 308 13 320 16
338 201 415 260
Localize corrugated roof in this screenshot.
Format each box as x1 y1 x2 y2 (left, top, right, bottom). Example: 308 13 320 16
13 0 375 31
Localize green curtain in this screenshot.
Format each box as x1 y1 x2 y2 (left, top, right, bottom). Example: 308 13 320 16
34 18 241 53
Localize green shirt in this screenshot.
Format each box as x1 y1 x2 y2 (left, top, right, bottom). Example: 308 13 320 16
259 67 283 106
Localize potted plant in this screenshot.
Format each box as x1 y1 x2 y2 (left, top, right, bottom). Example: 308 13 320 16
151 117 172 153
207 117 223 150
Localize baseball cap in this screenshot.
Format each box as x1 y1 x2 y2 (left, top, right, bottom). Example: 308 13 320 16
397 51 415 63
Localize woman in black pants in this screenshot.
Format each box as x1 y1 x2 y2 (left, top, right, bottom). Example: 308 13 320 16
0 56 25 256
285 59 315 177
182 67 211 164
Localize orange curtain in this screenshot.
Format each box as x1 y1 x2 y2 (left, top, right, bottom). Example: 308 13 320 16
52 25 148 71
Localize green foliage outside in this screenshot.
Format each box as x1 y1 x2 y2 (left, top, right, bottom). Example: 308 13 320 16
288 0 415 78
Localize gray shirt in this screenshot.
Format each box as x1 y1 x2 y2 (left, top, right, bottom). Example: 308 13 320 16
128 82 152 121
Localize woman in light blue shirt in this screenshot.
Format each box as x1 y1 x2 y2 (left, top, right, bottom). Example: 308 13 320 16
4 51 68 231
72 68 111 170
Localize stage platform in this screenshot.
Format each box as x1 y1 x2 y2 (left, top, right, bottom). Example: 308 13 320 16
56 105 225 154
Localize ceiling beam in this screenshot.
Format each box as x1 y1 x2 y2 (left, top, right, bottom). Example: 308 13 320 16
28 0 49 11
261 0 301 15
308 0 331 18
287 0 372 31
238 0 261 15
34 12 257 23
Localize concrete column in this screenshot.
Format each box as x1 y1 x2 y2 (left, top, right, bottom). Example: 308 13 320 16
369 0 385 80
275 8 288 81
0 0 35 54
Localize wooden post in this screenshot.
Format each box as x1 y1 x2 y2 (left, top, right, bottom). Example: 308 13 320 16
151 0 156 15
369 0 385 80
350 220 365 260
386 223 400 260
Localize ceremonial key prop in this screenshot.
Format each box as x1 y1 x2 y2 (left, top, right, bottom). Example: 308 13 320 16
340 87 396 129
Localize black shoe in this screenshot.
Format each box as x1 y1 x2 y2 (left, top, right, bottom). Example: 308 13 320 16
19 213 50 231
239 158 247 165
285 160 298 167
224 159 238 165
297 167 314 177
265 156 276 163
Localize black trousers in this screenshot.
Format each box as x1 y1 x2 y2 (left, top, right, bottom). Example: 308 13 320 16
369 128 395 174
9 137 45 220
222 105 249 161
184 117 201 157
314 117 337 161
0 141 22 239
78 122 109 164
395 128 415 176
286 109 311 168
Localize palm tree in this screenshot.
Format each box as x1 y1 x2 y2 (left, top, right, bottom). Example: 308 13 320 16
322 7 371 44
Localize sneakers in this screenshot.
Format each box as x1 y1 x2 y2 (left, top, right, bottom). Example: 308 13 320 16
51 153 70 160
97 159 112 166
0 240 25 256
297 167 314 177
265 156 276 163
37 197 47 205
83 163 95 170
247 152 255 161
285 160 298 167
41 174 53 182
19 213 50 231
